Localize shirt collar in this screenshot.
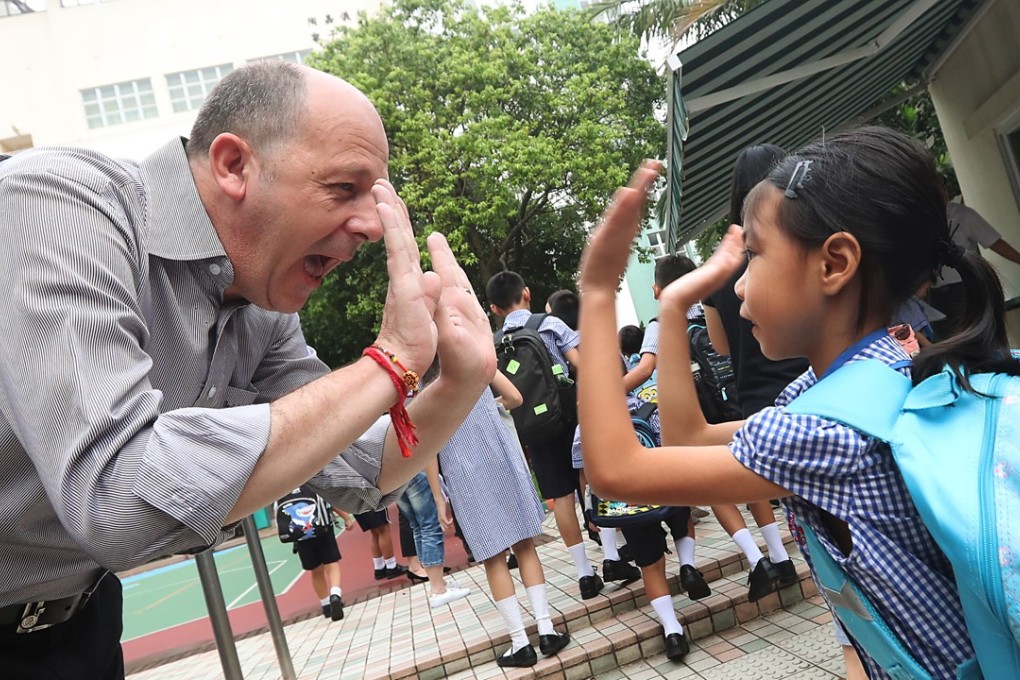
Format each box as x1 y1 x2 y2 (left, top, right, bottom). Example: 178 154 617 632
140 137 229 262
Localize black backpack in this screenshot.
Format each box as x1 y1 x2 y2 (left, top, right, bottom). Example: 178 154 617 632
687 321 741 424
275 485 332 543
494 313 576 444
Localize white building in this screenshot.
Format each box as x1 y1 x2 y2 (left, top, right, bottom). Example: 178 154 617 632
0 0 381 159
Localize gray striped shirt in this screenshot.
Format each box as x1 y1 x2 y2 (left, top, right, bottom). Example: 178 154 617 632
0 138 397 606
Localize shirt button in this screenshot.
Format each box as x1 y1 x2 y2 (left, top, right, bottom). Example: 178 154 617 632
208 386 218 398
209 264 222 275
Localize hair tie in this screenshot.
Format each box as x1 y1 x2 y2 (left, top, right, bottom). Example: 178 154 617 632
936 238 965 270
784 160 812 199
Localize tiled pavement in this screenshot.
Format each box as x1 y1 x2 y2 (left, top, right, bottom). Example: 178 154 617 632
128 508 846 680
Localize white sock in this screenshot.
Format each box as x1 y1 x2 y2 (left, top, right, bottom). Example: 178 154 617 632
330 586 342 598
676 537 696 567
567 542 595 578
650 595 683 636
526 584 555 636
732 528 765 566
495 596 530 652
385 556 397 569
372 557 385 570
617 533 627 549
320 596 330 606
759 523 790 562
601 527 620 561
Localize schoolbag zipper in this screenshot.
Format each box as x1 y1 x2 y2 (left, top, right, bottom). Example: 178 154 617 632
979 373 1007 625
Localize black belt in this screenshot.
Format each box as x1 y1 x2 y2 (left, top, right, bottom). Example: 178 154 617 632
0 573 108 634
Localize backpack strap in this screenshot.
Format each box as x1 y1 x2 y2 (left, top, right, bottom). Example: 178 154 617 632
524 313 547 331
786 360 912 442
633 400 657 421
800 523 933 680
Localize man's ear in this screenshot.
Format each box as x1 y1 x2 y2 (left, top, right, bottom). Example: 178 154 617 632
490 303 504 317
207 133 254 203
521 287 531 305
651 283 661 301
818 231 862 296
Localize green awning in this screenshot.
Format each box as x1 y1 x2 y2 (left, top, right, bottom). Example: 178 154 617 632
666 0 982 250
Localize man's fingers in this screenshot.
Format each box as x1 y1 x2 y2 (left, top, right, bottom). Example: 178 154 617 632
426 232 472 291
374 182 423 278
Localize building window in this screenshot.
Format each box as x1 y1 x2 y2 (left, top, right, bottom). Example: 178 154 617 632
251 50 312 65
80 79 158 129
646 228 668 259
166 64 233 113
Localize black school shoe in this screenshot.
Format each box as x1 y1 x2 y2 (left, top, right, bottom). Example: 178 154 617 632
747 557 781 602
679 565 712 600
602 559 641 584
328 594 344 621
321 604 330 619
496 644 538 668
384 564 408 579
664 632 690 661
578 571 604 600
774 559 799 588
539 631 570 657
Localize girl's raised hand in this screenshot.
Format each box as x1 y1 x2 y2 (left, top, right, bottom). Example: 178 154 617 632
659 225 745 311
579 160 663 294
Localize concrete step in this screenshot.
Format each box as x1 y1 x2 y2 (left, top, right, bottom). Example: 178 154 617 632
376 539 813 680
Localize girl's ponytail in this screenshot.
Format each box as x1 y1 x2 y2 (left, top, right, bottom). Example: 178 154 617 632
912 250 1020 389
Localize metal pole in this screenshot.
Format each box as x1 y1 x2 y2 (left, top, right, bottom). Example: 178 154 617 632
195 549 244 680
242 515 296 680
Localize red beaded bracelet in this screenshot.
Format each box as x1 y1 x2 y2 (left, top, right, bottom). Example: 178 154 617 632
362 346 420 458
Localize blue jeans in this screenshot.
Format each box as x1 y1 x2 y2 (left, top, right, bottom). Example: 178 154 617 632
397 471 445 568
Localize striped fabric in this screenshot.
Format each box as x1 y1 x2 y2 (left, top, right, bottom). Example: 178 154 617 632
730 334 974 679
0 139 396 607
438 392 545 563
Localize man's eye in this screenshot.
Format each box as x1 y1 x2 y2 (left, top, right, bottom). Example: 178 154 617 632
743 249 756 261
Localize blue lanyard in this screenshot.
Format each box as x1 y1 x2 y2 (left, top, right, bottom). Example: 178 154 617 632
819 328 889 380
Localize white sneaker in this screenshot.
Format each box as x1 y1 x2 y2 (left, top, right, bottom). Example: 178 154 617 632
429 586 470 608
444 576 463 589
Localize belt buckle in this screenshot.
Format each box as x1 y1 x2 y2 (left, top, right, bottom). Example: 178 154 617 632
15 601 53 634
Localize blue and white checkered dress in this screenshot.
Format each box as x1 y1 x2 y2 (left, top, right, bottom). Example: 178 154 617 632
438 391 547 563
731 333 974 679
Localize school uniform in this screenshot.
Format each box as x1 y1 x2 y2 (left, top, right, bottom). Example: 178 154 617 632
730 330 973 679
499 310 580 499
439 392 546 563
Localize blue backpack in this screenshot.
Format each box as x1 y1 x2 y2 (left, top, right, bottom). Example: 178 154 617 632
787 359 1020 680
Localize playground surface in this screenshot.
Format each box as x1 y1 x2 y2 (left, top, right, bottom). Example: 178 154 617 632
121 506 470 671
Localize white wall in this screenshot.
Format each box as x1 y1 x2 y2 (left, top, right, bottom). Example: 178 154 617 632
929 0 1020 342
0 0 381 159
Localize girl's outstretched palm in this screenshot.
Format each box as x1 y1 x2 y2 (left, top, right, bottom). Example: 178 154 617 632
659 225 745 312
579 160 662 294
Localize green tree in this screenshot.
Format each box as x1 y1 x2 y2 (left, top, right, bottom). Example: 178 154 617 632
587 0 764 46
301 0 664 367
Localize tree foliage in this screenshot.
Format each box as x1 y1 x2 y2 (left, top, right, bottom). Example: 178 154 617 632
300 0 664 367
587 0 764 49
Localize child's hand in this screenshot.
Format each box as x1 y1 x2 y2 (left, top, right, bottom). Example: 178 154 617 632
579 160 663 295
659 225 744 310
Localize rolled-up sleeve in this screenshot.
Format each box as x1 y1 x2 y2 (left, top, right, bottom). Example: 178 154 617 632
309 416 405 513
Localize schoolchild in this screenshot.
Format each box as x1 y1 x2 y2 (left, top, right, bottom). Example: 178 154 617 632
486 272 603 599
577 127 1017 679
426 364 571 668
574 397 697 663
352 508 408 580
276 485 350 622
630 252 794 602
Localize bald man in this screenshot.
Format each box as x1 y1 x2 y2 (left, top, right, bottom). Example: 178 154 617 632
0 61 495 678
